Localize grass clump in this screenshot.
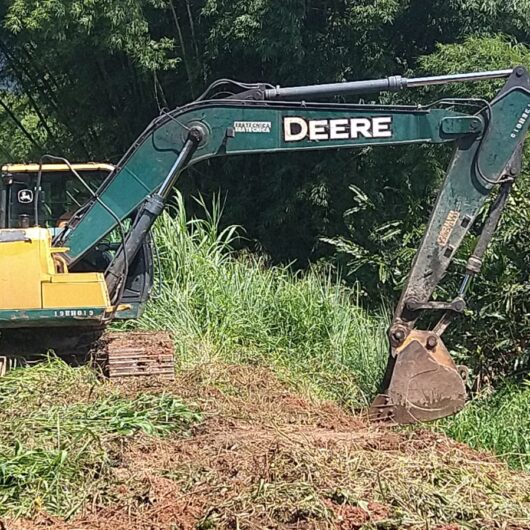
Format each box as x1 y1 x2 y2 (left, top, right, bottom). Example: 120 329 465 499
0 357 201 518
138 193 388 408
439 380 530 470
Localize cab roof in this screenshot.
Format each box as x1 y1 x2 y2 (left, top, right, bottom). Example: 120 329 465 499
1 163 115 174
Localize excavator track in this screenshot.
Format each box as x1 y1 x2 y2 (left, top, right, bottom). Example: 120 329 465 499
0 327 175 379
95 331 175 379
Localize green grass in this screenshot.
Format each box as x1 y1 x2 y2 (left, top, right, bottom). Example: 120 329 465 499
1 193 529 525
0 357 201 517
136 193 388 409
0 194 388 520
438 381 530 470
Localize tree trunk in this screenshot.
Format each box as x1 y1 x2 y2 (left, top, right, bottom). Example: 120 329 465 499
183 0 204 83
168 0 195 98
154 71 169 110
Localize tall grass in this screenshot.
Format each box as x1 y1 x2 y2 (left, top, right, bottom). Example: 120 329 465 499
141 193 530 469
137 193 388 408
439 381 530 470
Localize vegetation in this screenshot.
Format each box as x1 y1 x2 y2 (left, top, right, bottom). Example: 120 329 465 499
441 381 530 470
0 200 528 526
0 357 201 517
136 194 388 408
139 198 530 469
2 354 530 527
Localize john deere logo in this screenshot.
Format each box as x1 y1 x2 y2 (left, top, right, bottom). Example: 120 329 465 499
283 116 392 142
17 189 34 204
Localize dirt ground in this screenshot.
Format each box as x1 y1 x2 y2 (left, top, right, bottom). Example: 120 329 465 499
5 362 530 530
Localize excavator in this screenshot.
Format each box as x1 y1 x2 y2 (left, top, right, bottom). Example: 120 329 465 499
1 66 529 424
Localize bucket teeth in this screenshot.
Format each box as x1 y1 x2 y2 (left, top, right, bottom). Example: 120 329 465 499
369 330 466 424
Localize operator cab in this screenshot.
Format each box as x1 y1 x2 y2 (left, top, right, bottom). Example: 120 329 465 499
0 163 114 230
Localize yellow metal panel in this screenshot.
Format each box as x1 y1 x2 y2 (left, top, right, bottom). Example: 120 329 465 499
48 272 106 283
42 279 110 308
0 227 111 311
38 231 56 277
0 229 44 309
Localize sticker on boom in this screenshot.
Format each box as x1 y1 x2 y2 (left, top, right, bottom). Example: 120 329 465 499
284 116 392 142
234 121 272 133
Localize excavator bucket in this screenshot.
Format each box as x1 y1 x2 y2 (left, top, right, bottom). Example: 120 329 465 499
369 330 466 424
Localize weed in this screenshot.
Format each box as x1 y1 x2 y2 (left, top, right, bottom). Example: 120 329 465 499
0 358 201 517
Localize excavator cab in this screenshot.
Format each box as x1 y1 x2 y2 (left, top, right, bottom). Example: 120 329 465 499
0 163 112 230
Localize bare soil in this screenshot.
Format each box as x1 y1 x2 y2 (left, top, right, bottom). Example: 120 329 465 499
5 362 530 530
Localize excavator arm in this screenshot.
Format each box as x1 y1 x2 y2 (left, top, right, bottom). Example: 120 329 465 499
371 68 530 422
58 102 475 262
6 67 530 423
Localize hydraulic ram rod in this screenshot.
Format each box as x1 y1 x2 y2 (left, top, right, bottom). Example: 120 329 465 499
105 129 202 298
264 69 513 100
